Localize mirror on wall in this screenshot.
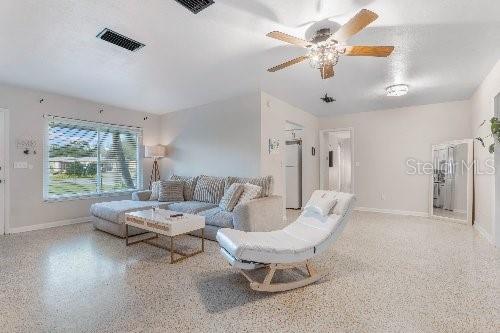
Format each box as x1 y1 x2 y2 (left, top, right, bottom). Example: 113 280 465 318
430 140 473 224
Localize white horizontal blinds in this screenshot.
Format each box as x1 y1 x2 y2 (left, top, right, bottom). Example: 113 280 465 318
47 119 99 198
46 116 142 199
99 127 139 193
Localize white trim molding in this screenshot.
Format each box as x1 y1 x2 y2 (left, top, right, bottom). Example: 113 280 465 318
355 207 429 217
8 216 92 234
429 139 474 225
474 224 494 245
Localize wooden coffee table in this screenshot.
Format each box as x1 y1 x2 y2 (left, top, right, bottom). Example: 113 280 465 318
125 209 205 264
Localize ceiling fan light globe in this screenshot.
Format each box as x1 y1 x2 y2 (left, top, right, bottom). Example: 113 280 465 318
386 84 409 97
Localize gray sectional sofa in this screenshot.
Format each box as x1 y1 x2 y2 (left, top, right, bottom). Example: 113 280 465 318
90 175 284 241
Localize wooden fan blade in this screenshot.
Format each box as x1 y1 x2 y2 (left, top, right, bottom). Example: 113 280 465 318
266 31 311 48
268 56 309 72
344 46 394 57
320 64 334 79
331 9 378 42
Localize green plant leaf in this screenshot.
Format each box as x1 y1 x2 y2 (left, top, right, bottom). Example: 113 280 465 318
489 144 495 154
476 137 485 147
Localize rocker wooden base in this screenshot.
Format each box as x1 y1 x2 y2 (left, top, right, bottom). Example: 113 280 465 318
239 261 326 293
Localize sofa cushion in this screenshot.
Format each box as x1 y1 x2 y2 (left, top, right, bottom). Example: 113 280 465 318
192 175 225 204
170 175 198 201
167 201 217 214
199 207 234 228
225 176 272 197
90 200 170 224
158 180 184 202
219 183 244 212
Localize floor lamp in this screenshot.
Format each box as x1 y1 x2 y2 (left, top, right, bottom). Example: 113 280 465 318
145 145 167 189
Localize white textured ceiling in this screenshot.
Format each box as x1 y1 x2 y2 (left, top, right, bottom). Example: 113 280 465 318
0 0 499 116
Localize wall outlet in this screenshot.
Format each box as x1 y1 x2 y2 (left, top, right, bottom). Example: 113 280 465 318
381 193 386 201
14 161 28 169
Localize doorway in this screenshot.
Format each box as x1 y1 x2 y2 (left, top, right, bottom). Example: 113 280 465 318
320 128 354 193
0 109 7 235
285 121 303 209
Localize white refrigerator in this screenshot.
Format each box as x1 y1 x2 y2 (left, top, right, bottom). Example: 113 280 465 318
285 140 302 209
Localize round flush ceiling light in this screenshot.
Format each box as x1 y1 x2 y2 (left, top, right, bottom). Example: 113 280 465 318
386 84 409 97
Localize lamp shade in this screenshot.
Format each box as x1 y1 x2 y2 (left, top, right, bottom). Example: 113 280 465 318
145 145 167 158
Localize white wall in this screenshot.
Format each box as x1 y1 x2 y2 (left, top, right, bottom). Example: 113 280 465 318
319 100 472 215
0 84 161 231
159 91 319 208
160 93 262 178
260 92 319 206
470 60 500 245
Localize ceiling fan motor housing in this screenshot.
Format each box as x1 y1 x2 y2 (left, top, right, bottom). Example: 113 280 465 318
311 28 334 44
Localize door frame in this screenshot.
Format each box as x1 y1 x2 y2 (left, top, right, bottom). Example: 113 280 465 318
0 108 10 235
429 139 474 225
319 128 355 193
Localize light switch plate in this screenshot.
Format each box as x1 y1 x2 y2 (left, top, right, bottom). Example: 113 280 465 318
14 161 28 169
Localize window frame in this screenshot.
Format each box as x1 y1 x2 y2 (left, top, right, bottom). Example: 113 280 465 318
43 115 143 202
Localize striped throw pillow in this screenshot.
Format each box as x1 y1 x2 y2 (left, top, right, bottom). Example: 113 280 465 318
170 175 199 201
150 181 161 201
158 180 184 202
192 175 225 204
219 183 244 212
225 176 272 197
235 183 262 207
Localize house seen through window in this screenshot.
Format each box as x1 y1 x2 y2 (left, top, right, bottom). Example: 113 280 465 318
45 116 142 200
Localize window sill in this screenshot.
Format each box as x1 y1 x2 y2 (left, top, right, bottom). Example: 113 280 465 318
44 190 137 203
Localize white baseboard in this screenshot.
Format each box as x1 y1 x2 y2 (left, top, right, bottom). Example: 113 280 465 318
8 216 92 234
473 223 494 245
454 209 467 214
355 207 429 218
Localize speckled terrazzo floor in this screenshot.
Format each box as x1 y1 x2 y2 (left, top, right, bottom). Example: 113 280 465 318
0 211 498 333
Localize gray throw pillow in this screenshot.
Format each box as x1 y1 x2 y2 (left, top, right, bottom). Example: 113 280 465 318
219 183 244 212
225 176 272 197
192 175 225 204
170 175 198 201
158 180 184 202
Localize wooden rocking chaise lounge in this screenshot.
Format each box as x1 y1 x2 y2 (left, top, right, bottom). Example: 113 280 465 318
216 191 355 292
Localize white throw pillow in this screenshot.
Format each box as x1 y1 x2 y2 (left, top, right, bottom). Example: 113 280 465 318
304 191 338 216
150 181 161 201
236 183 262 206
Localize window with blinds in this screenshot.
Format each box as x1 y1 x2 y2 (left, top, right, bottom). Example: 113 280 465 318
44 116 142 200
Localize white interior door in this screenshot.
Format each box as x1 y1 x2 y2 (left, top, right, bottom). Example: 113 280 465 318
0 110 5 235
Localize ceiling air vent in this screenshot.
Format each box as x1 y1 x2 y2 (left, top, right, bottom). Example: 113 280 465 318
175 0 214 14
97 28 145 52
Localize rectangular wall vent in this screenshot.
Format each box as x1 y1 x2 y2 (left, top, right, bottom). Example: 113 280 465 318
97 28 145 52
175 0 214 14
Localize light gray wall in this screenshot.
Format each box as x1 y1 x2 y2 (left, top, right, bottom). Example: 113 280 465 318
160 93 262 178
260 92 319 206
320 100 472 214
471 59 500 245
0 84 161 231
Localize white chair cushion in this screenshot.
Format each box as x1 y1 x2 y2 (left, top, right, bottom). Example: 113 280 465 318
304 191 338 216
